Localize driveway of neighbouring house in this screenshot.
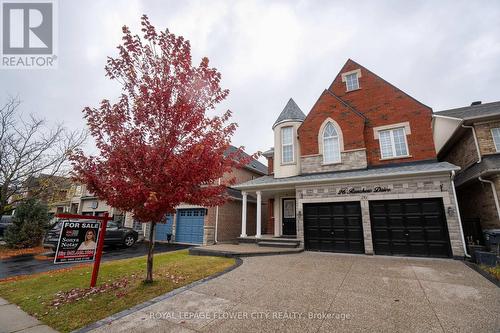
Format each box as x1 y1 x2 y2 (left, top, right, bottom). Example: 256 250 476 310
0 243 189 279
88 252 499 333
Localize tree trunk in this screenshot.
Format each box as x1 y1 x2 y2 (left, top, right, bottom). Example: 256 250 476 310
145 221 156 283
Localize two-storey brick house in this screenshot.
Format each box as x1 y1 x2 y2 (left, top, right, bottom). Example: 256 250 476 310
235 59 466 258
434 101 500 242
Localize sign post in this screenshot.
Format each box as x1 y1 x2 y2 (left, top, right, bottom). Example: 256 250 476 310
55 213 113 288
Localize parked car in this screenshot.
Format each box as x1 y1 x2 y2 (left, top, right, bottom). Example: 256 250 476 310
0 215 13 238
43 220 138 250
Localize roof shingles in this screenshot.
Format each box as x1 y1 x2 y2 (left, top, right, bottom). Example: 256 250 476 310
272 98 306 128
235 161 459 189
435 101 500 120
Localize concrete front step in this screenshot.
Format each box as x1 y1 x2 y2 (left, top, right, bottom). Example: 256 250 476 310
257 241 299 248
237 236 300 245
189 244 304 258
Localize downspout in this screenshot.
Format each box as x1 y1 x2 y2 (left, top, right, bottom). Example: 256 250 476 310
461 124 482 163
214 178 221 243
451 170 470 258
478 176 500 222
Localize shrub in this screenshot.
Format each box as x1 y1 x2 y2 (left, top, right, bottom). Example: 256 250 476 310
5 199 50 248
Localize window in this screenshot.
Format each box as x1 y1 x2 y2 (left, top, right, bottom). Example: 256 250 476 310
345 73 359 91
281 126 294 163
323 122 341 163
492 128 500 152
378 127 408 159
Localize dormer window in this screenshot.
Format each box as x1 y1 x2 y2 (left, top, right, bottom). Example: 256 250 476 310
323 122 341 163
281 126 294 164
345 73 359 91
341 69 362 92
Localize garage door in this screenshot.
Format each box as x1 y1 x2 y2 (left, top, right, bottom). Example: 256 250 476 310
304 202 364 253
370 199 451 258
175 209 205 244
155 214 173 241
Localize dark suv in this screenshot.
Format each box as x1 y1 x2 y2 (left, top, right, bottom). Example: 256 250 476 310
43 220 138 250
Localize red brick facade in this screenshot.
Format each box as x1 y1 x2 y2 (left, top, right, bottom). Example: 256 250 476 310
298 59 437 166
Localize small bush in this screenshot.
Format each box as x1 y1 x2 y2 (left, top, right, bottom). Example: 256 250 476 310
5 199 50 249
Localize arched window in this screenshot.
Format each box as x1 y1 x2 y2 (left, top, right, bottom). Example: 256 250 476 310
323 122 341 163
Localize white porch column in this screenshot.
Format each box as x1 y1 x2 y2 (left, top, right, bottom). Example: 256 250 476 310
256 191 262 238
240 191 247 237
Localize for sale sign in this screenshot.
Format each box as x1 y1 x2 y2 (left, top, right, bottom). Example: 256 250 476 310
54 220 101 264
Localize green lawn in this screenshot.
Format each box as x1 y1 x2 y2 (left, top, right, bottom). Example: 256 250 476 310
0 249 235 332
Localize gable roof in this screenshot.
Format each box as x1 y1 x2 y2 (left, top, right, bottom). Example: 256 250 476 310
272 98 306 129
331 59 432 111
435 101 500 121
225 145 267 175
325 89 367 120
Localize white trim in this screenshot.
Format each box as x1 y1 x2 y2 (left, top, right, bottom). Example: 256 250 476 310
377 127 410 159
341 69 362 92
281 126 295 164
462 125 482 163
234 167 460 190
318 118 344 164
373 122 411 139
432 114 463 121
272 118 303 130
491 127 500 152
478 177 500 222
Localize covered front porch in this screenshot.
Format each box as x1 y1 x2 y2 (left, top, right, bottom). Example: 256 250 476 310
239 187 299 240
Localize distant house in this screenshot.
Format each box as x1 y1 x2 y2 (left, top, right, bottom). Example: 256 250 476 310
146 146 267 245
434 101 500 242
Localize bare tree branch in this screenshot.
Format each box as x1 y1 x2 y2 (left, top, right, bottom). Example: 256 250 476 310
0 96 87 215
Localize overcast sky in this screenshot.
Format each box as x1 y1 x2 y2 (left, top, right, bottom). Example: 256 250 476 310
2 0 500 162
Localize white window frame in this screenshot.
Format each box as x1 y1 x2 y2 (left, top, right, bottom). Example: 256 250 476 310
378 127 410 159
281 126 294 164
492 128 500 152
341 69 362 92
322 122 341 164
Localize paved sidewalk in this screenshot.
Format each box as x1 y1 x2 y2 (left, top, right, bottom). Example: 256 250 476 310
0 297 58 333
86 253 500 333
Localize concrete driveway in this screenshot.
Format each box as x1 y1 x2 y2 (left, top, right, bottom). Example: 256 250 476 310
88 252 499 333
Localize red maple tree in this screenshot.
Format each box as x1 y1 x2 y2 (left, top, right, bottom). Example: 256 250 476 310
71 15 246 282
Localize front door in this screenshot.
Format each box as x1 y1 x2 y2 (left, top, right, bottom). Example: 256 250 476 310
282 199 296 236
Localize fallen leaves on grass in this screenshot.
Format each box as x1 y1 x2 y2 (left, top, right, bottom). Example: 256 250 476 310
50 277 131 307
0 246 47 259
482 265 500 280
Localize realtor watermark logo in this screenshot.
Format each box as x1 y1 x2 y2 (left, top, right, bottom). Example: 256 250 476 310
1 0 57 69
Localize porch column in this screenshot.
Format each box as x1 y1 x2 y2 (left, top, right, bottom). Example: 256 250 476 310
240 191 247 237
256 191 262 238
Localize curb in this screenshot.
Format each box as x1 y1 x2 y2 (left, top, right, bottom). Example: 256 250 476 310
72 257 243 333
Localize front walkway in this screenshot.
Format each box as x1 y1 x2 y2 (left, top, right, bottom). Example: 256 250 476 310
87 253 499 332
0 297 57 333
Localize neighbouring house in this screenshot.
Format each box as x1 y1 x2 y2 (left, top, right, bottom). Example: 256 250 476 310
234 59 467 259
46 181 131 227
22 174 72 215
433 101 500 244
145 147 268 245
